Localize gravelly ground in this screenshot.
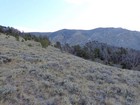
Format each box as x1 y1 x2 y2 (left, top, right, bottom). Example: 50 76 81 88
0 33 140 105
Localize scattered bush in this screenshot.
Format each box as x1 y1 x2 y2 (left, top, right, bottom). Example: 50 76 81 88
0 25 51 47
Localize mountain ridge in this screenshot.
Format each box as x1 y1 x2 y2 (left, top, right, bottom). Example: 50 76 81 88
30 27 140 50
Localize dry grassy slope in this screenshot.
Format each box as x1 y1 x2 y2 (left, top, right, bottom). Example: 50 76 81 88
0 33 140 105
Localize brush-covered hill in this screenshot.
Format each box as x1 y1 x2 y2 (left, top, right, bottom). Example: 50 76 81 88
0 33 140 105
31 28 140 50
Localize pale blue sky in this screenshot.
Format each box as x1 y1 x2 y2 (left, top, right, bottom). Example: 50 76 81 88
0 0 140 32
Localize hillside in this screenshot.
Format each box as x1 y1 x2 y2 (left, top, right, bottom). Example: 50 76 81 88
62 41 140 70
31 28 140 50
0 33 140 105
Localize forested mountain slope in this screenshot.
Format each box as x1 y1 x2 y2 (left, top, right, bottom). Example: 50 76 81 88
31 28 140 50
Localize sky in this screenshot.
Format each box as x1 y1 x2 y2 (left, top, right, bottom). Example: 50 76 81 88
0 0 140 32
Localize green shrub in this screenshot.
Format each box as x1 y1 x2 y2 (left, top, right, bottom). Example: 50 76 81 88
94 48 100 58
21 39 24 42
40 39 50 48
15 35 19 41
54 41 61 49
28 44 32 47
